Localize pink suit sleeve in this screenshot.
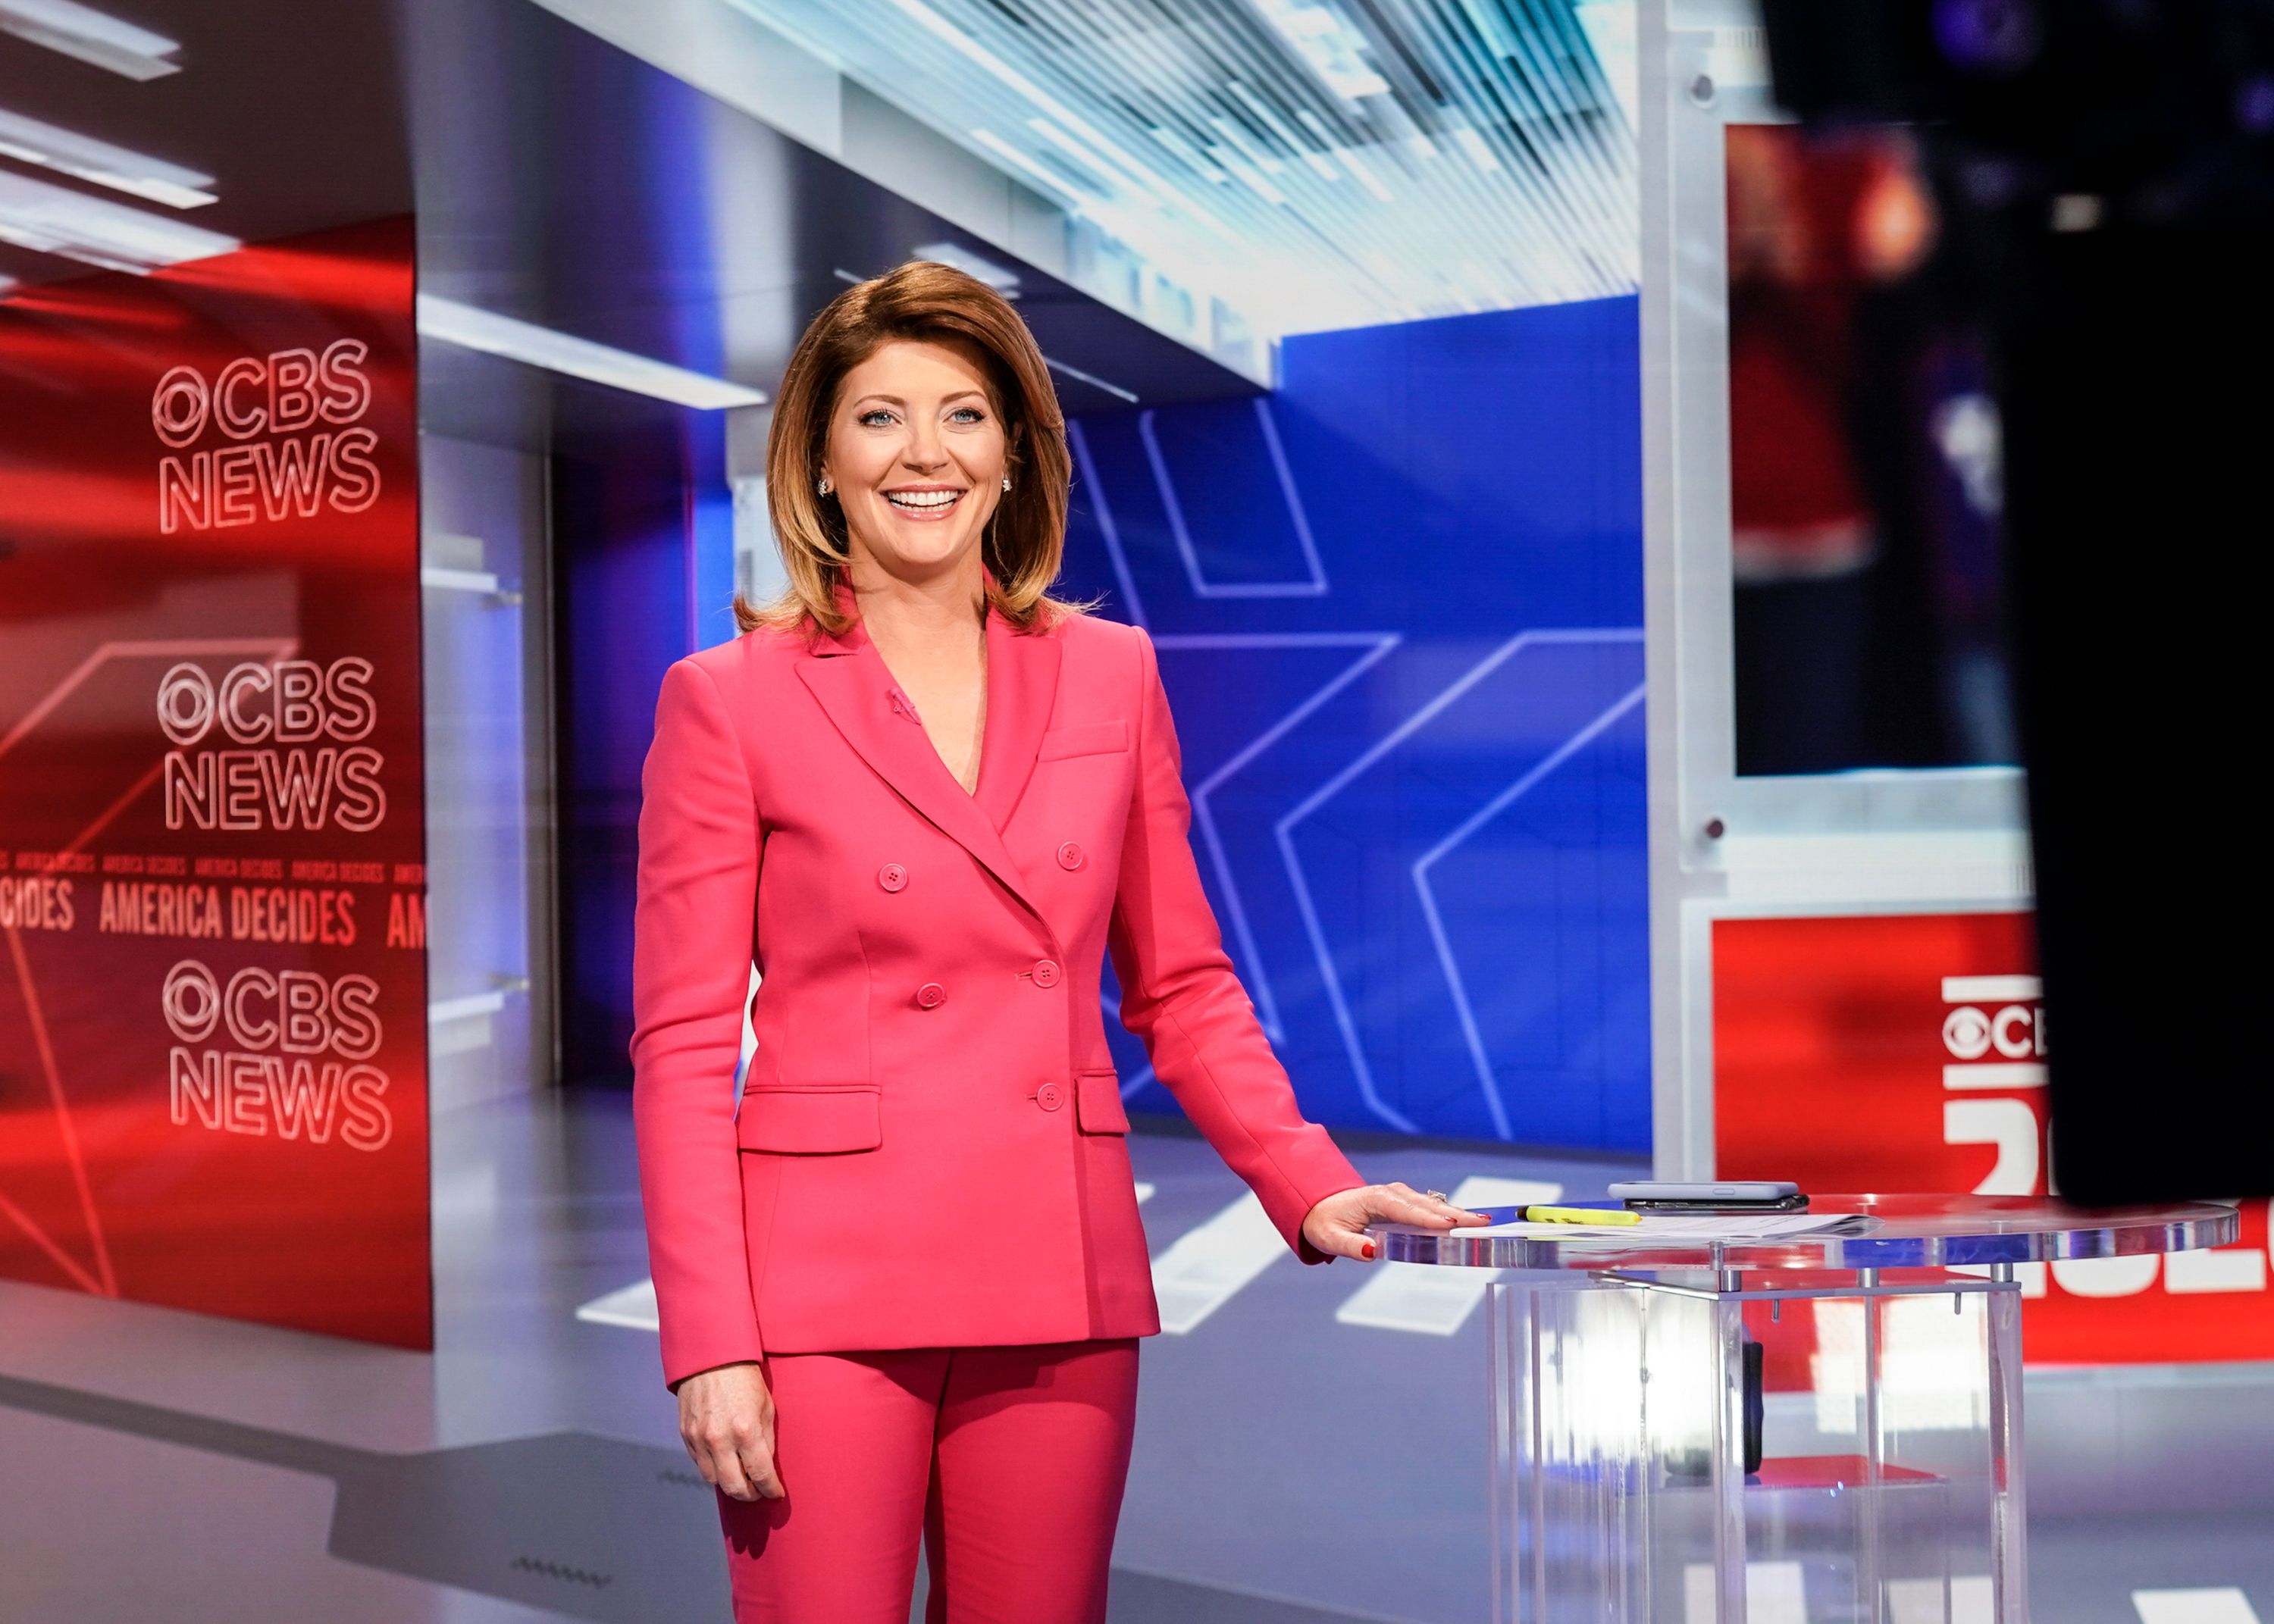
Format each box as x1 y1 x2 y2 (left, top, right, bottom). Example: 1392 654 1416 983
1106 627 1366 1263
631 658 766 1388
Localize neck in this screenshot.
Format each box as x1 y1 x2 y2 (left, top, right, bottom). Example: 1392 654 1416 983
844 550 987 652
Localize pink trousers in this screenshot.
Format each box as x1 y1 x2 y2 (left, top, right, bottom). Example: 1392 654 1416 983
716 1338 1141 1624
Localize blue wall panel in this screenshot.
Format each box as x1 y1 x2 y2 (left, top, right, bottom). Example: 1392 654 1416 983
1062 296 1646 1152
566 296 1645 1150
555 415 731 1082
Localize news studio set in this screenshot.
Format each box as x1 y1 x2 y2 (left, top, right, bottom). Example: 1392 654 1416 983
0 0 2265 1620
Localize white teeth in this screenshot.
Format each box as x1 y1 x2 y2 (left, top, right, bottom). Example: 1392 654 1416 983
887 490 960 509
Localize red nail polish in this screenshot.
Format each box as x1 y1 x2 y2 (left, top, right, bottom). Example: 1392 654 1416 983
1361 1241 1377 1260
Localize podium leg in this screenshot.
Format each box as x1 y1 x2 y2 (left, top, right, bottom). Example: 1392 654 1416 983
1493 1269 2030 1624
1711 1277 1749 1624
1862 1269 1885 1624
1986 1276 2028 1624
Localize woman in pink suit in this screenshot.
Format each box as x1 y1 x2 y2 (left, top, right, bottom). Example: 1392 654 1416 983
631 261 1486 1624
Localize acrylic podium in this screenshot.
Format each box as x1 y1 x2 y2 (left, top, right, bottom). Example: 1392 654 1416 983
1370 1195 2238 1624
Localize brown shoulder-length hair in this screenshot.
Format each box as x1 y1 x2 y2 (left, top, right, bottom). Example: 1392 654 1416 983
734 259 1095 638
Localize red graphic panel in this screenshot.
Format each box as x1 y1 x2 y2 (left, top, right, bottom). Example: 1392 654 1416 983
1716 912 2272 1369
0 217 429 1347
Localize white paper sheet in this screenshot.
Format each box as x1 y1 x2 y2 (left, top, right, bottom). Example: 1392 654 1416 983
1467 1212 1869 1241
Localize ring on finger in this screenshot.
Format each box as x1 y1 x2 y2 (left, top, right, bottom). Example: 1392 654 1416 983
1424 1188 1449 1203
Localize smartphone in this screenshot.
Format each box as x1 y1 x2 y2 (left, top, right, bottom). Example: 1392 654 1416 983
1608 1180 1801 1206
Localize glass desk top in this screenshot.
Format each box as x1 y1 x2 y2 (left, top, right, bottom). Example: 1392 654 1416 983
1366 1194 2241 1272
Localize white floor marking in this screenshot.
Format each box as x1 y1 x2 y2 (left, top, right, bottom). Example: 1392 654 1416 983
1133 1182 1156 1204
1890 1575 1995 1624
1151 1193 1288 1335
1684 1560 1806 1624
2135 1589 2265 1624
1333 1177 1563 1335
574 1278 659 1333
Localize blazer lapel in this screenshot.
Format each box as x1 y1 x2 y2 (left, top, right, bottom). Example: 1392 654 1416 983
794 576 1060 924
973 596 1060 835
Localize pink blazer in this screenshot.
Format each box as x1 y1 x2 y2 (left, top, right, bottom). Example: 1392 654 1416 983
630 576 1364 1388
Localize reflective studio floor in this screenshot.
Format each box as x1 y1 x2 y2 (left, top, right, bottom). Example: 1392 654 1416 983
2 1090 2269 1624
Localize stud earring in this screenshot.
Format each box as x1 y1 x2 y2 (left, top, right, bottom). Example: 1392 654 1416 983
1001 476 1011 492
816 477 832 496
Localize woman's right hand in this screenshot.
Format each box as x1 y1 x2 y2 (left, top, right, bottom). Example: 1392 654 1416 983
675 1361 783 1500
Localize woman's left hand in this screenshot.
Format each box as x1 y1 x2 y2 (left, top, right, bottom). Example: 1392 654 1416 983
1301 1183 1493 1261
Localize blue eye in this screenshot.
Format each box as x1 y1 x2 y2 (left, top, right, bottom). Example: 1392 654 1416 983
855 406 985 426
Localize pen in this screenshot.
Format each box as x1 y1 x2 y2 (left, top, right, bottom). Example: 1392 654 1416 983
1523 1204 1640 1226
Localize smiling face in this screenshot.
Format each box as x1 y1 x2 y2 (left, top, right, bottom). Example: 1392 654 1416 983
820 335 1013 582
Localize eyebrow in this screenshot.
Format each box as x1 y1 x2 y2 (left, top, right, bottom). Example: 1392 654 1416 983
850 390 988 408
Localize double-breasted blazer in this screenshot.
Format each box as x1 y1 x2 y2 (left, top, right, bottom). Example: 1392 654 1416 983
630 574 1364 1388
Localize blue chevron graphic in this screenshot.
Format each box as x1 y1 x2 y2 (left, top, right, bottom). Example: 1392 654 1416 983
1067 296 1647 1152
1139 400 1330 598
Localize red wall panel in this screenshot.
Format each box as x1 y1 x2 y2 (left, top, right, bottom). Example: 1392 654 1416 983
0 217 430 1347
1715 912 2271 1367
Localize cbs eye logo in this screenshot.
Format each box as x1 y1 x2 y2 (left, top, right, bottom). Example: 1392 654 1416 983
150 340 371 448
150 340 381 534
1943 1001 2042 1061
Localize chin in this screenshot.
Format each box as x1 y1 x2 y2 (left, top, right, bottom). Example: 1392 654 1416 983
878 530 974 571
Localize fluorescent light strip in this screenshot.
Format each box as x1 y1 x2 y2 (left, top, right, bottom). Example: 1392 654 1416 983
1226 80 1336 180
1041 353 1137 404
1148 124 1229 185
1207 115 1288 178
738 0 1636 333
1154 0 1621 286
0 0 180 80
1027 117 1162 208
879 0 1148 188
0 169 235 273
1207 142 1289 207
414 293 768 411
909 239 1022 295
1452 125 1502 174
1255 0 1389 101
967 127 1096 208
0 108 215 208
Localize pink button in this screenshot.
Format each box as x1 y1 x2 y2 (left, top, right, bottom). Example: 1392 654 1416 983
916 982 946 1009
1032 959 1060 989
879 863 907 892
1036 1081 1066 1112
1056 841 1085 871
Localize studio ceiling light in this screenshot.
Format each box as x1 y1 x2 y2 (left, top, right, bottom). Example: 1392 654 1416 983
910 240 1022 296
728 0 1636 336
415 294 769 411
1255 0 1389 101
0 108 217 208
0 170 235 274
0 0 181 80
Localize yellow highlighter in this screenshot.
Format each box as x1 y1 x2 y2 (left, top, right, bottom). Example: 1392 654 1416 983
1522 1204 1641 1226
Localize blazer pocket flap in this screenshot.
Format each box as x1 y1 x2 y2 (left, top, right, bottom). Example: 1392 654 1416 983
1038 719 1128 761
1074 1069 1129 1134
737 1087 882 1153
